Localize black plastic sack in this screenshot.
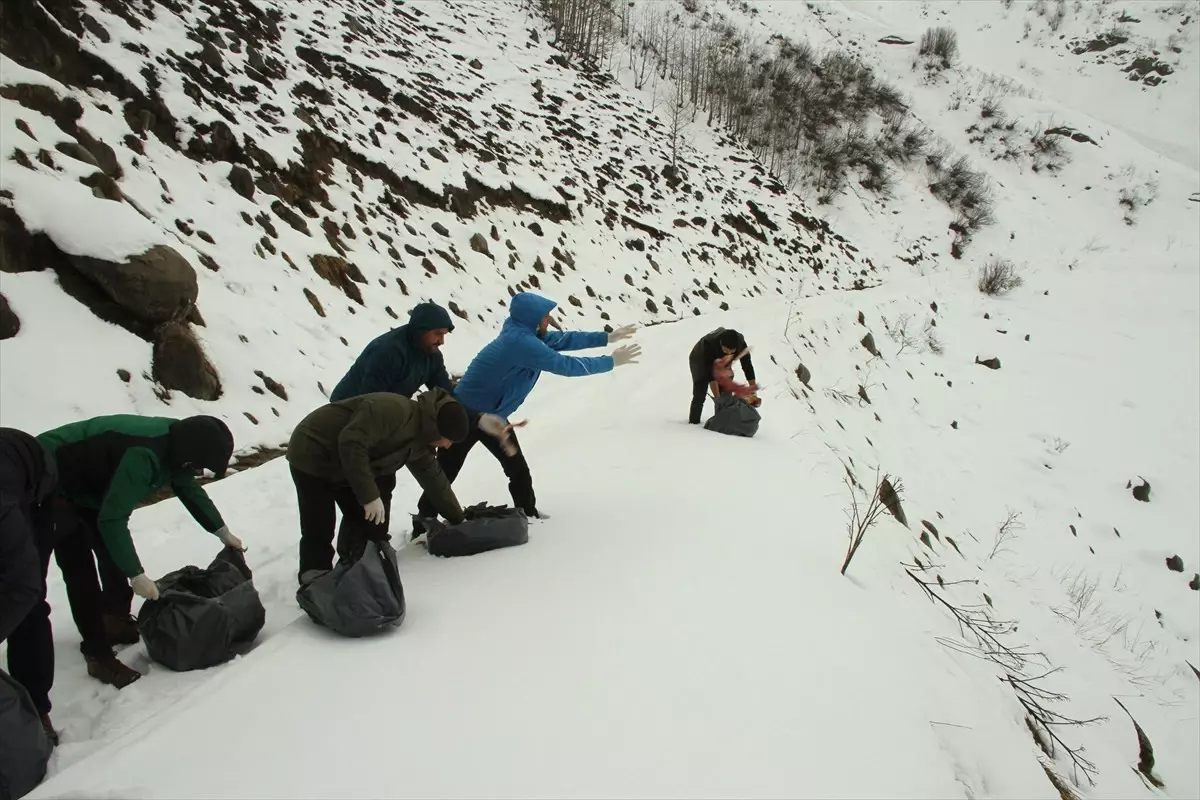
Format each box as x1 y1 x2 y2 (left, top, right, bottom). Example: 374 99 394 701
704 393 761 437
296 539 406 638
424 503 529 558
0 668 52 800
137 546 266 672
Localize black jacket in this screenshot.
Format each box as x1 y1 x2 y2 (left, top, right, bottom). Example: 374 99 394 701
0 427 57 642
689 328 756 383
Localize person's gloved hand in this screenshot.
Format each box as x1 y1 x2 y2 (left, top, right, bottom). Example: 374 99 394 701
607 324 637 343
478 413 524 456
215 525 246 551
363 497 386 525
131 573 160 601
612 343 642 367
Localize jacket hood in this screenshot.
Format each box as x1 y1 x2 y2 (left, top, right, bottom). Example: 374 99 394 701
413 388 460 443
408 302 455 335
508 292 557 332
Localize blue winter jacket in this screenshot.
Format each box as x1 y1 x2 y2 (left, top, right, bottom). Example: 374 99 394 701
330 302 455 401
452 292 613 418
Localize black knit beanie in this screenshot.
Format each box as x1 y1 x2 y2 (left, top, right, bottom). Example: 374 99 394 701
435 402 470 443
168 416 235 477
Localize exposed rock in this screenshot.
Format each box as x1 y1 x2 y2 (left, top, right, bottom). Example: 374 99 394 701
878 35 914 45
229 165 255 199
55 141 98 167
1165 555 1183 572
975 356 1001 370
861 332 880 356
0 292 20 339
432 221 449 236
469 232 491 258
879 477 908 527
152 321 222 400
795 362 812 388
254 369 288 400
1131 478 1151 502
69 244 198 324
117 368 131 383
448 301 469 321
310 254 366 304
303 287 326 317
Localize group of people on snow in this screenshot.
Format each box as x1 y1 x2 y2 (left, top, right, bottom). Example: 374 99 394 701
1 289 758 747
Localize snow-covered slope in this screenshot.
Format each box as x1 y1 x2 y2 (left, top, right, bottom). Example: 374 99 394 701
1 0 871 452
2 0 1198 798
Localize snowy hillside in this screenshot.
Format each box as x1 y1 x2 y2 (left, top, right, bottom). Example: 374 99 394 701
2 0 1199 798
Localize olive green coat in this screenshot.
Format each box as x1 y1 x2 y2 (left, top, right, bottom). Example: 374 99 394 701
287 389 464 522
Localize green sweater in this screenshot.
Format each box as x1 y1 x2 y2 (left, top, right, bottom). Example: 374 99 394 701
37 414 226 578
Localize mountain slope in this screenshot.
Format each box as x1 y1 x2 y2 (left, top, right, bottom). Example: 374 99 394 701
2 0 1198 798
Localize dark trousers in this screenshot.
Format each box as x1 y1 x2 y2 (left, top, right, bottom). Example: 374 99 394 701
416 423 535 518
292 466 396 579
3 502 124 715
54 504 133 659
688 344 713 424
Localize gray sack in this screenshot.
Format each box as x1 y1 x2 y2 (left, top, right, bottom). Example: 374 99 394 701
424 503 529 558
137 546 266 672
704 393 761 437
296 539 406 637
0 668 52 800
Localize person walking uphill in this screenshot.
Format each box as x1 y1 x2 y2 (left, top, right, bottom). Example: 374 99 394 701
0 427 62 744
36 414 242 689
414 291 641 528
330 301 456 401
287 388 471 585
688 327 758 424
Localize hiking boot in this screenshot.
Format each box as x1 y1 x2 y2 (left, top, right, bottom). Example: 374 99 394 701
85 654 142 689
409 514 428 542
40 714 59 747
103 613 140 646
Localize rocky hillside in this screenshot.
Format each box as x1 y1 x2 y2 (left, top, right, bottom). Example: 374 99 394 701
1 0 875 452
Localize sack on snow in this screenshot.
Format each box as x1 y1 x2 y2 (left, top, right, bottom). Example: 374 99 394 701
424 502 529 558
296 539 406 637
137 546 266 672
704 393 761 438
0 668 52 800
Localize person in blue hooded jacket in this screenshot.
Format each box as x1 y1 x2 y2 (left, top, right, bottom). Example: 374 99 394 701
413 292 641 527
330 302 456 402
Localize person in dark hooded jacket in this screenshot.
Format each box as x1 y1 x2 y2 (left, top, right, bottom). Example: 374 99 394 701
0 426 62 743
330 301 456 402
36 414 240 689
288 388 471 584
414 292 641 528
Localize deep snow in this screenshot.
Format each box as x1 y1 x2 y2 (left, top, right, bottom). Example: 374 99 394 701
2 0 1199 797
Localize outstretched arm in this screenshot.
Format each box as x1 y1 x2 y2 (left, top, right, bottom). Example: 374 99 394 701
517 337 614 377
540 330 610 352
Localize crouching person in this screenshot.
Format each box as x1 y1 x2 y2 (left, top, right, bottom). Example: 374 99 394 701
36 415 241 689
287 389 470 586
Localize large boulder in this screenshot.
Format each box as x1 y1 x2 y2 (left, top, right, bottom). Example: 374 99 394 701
0 292 20 339
69 244 198 323
152 321 222 400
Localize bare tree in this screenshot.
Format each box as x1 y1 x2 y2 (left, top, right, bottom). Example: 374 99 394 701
987 509 1024 561
840 469 897 576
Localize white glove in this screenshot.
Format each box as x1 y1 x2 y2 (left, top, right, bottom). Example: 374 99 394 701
612 343 642 367
215 526 246 551
363 497 386 525
608 324 637 343
478 413 522 456
131 573 160 601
